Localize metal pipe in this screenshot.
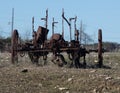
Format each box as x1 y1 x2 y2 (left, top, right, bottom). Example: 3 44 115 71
41 9 48 40
79 21 82 44
74 16 77 40
69 18 75 41
98 29 103 67
52 17 58 35
32 17 34 32
11 8 14 35
62 9 64 38
62 12 71 41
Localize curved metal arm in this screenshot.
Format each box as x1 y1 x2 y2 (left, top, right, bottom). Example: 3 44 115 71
62 12 70 26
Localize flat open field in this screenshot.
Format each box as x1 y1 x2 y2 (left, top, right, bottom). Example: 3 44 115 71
0 52 120 93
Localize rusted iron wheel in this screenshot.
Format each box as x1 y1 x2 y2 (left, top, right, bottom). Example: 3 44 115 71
11 29 19 64
98 29 103 68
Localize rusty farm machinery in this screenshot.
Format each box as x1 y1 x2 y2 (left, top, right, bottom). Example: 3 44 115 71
11 10 104 68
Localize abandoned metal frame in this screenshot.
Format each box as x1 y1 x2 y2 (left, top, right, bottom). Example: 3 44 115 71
11 9 103 68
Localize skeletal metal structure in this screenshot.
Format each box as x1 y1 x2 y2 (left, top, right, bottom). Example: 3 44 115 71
11 10 104 68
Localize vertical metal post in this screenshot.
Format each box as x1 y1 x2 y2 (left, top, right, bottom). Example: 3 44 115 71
80 21 82 44
32 17 37 47
32 17 34 32
11 8 14 35
98 29 103 67
69 18 75 41
41 9 48 40
46 9 48 40
69 21 72 41
11 8 14 64
52 17 58 35
62 9 64 38
74 16 77 40
52 18 54 35
62 11 71 41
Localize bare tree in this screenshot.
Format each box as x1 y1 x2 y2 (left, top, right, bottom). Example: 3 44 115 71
79 21 93 45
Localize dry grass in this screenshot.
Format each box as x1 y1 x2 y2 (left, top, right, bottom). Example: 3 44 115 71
0 52 120 93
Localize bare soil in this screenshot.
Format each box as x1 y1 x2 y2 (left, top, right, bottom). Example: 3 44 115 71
0 52 120 93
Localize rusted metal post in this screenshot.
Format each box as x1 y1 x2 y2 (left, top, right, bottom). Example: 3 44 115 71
46 9 48 29
46 9 48 40
52 17 58 35
69 20 72 41
75 30 79 41
11 8 15 64
62 9 64 38
52 18 54 35
11 31 14 64
11 30 18 64
98 29 103 67
41 9 48 40
74 16 77 40
11 8 14 36
32 17 37 47
69 18 75 41
62 12 71 41
32 17 34 32
79 21 82 44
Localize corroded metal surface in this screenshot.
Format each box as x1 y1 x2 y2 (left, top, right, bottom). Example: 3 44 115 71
11 10 104 68
11 29 19 64
98 29 103 67
11 28 103 68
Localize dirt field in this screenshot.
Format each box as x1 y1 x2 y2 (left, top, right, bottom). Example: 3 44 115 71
0 52 120 93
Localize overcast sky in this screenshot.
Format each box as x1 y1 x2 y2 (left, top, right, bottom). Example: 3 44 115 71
0 0 120 43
